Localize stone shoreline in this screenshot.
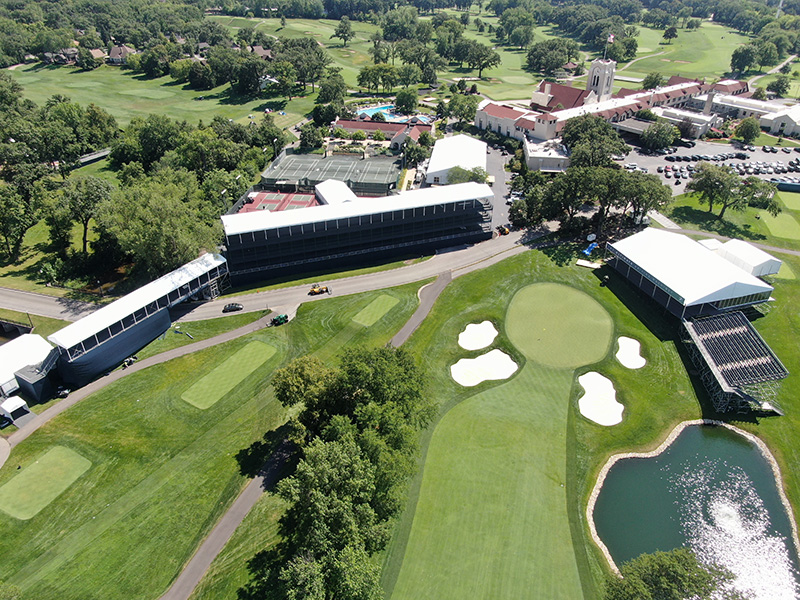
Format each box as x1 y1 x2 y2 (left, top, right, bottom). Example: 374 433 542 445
586 419 800 576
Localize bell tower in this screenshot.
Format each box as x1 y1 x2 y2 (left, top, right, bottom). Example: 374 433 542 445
587 58 616 101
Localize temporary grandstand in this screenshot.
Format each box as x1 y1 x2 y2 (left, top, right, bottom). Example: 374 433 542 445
682 312 788 413
222 182 494 284
607 229 774 318
0 334 55 401
48 254 228 386
261 152 401 196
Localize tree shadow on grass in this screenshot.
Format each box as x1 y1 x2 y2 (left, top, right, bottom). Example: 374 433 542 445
539 241 585 267
670 206 767 240
236 421 298 478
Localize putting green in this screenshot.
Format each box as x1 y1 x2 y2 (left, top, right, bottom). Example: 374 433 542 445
777 191 800 211
181 341 276 409
352 294 399 327
760 211 800 240
0 446 91 520
505 283 613 369
391 365 583 600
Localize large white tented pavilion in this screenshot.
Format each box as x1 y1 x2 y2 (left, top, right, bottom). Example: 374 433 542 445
607 228 774 318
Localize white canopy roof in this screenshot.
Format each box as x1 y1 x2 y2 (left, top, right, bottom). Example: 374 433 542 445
610 229 773 306
315 179 357 205
717 239 782 277
1 396 27 413
48 253 226 350
0 334 53 387
427 135 487 175
223 182 493 236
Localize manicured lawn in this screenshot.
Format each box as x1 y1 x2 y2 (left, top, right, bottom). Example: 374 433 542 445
352 294 400 327
382 250 703 599
708 133 800 147
182 340 277 409
0 308 68 339
0 446 91 520
777 191 800 211
0 283 422 600
760 210 800 239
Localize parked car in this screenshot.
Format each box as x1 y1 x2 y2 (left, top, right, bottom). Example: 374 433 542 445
222 303 243 313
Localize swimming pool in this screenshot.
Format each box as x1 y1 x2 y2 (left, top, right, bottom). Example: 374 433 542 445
355 104 432 124
358 104 394 117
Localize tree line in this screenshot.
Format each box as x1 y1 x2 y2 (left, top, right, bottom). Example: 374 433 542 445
240 347 436 600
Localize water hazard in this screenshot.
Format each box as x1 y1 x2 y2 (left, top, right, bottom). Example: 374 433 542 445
593 424 800 599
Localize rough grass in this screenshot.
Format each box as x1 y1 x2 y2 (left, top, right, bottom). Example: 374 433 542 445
0 446 91 520
0 308 68 340
181 341 277 409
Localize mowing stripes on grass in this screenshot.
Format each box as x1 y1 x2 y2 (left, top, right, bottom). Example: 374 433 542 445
0 446 91 520
506 283 613 369
777 191 800 211
181 341 276 409
352 294 399 327
760 211 800 240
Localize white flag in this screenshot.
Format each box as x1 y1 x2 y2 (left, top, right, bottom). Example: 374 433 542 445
607 33 615 43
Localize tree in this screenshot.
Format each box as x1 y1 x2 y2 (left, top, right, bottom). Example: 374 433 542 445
316 73 347 104
0 185 39 261
619 171 672 219
767 74 791 97
561 114 629 167
397 64 422 88
448 166 488 184
64 176 114 254
403 140 429 167
604 549 742 600
641 121 678 150
467 43 501 77
687 162 745 219
332 16 354 46
395 89 418 114
686 18 701 30
677 6 692 28
169 59 193 83
76 47 100 71
272 61 298 100
752 86 767 100
741 176 780 216
662 26 678 43
234 54 268 96
641 72 663 91
300 124 325 149
735 117 761 143
448 93 480 124
96 174 221 277
730 45 758 74
757 42 779 70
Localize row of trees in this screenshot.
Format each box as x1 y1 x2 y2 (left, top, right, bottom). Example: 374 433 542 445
240 347 436 600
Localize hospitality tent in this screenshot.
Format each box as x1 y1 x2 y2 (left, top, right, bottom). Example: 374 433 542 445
716 239 782 277
0 334 54 397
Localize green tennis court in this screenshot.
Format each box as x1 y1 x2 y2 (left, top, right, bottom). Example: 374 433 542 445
760 211 800 240
0 446 91 520
352 295 399 327
181 341 276 409
505 283 613 368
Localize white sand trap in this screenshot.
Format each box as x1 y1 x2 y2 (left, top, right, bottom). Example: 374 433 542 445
616 336 646 369
451 349 518 387
458 321 499 351
578 372 624 426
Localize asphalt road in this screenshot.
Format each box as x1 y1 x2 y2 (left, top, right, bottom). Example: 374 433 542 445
0 287 96 322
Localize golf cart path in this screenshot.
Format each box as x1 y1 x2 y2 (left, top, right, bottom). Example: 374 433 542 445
748 54 797 87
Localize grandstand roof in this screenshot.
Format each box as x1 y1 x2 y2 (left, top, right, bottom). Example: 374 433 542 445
222 182 493 236
685 312 788 388
609 228 773 306
48 253 227 350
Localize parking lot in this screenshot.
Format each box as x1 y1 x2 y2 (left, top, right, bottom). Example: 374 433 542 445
621 139 800 196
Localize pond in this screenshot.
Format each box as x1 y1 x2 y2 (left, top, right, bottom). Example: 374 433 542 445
593 424 800 599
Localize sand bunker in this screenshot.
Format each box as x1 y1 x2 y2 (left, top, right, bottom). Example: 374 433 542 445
616 337 646 369
458 321 498 351
578 372 624 426
451 349 518 387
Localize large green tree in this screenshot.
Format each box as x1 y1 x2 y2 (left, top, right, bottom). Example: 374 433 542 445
641 121 679 150
332 16 354 46
734 117 761 143
605 549 743 600
63 175 114 254
687 162 751 219
561 114 629 167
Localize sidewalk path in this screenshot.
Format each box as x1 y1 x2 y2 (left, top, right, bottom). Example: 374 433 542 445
748 55 797 87
648 210 682 229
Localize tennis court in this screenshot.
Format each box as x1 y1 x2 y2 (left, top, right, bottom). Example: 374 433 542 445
238 192 318 214
261 154 401 195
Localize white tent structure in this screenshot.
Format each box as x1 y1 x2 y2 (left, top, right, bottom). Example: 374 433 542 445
426 135 487 185
716 239 782 277
314 179 358 205
0 396 29 421
0 334 53 397
608 228 773 318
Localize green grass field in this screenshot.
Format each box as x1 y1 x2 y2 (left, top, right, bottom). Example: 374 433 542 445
505 283 613 369
760 210 800 239
0 308 68 340
777 191 800 211
182 341 277 409
352 294 400 327
0 446 91 520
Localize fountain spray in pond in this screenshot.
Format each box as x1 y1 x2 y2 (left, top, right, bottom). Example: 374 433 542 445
674 461 799 600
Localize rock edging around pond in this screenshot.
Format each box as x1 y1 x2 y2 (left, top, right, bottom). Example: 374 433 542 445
585 419 800 577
